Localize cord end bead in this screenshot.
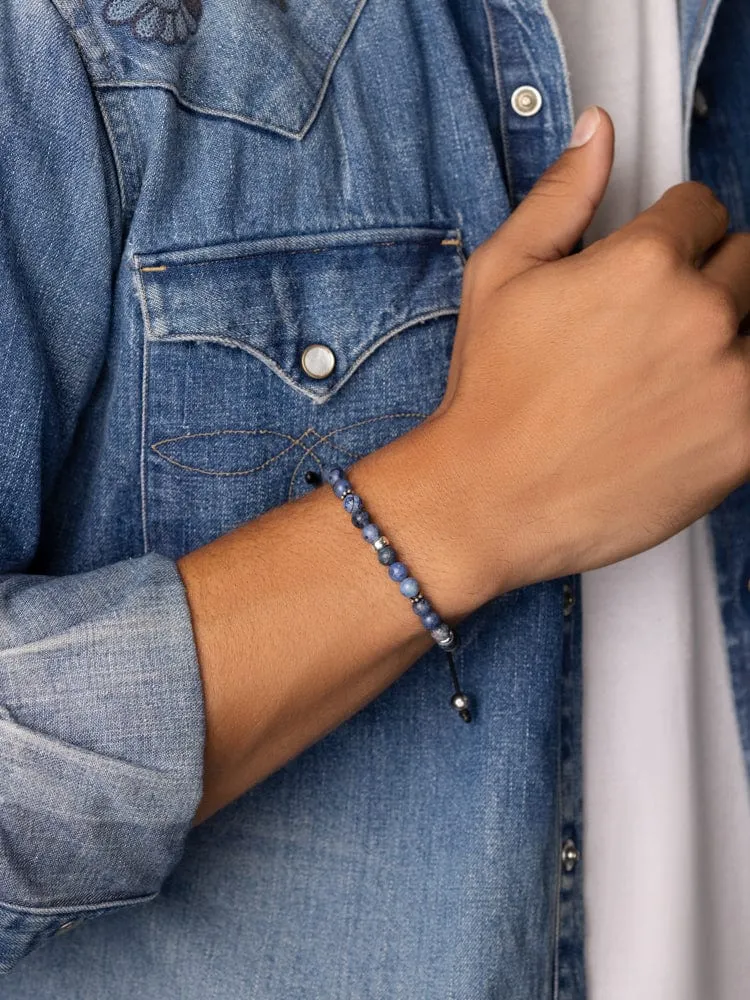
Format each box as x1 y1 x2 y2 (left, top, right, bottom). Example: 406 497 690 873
450 692 472 723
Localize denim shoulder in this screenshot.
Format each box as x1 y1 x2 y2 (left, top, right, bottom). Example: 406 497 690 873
50 0 369 140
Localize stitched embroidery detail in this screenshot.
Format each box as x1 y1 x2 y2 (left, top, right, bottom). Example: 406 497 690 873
103 0 203 44
150 414 429 478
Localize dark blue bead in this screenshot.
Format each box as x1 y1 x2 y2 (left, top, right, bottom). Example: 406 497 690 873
421 610 442 629
378 545 396 565
333 479 351 498
388 561 408 582
325 466 345 484
343 493 362 513
351 510 370 528
400 577 420 598
362 523 380 542
412 598 431 616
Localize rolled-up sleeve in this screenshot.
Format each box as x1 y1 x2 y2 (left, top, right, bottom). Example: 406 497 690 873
0 553 205 973
0 2 207 973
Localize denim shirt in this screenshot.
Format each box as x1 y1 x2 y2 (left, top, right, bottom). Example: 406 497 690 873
1 0 748 996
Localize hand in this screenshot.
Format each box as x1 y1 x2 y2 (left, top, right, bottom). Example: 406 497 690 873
430 106 750 603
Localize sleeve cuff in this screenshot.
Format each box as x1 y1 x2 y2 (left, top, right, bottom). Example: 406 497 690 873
0 552 205 972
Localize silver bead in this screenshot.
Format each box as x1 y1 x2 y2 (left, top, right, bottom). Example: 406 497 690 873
409 593 425 605
372 535 389 551
433 628 458 651
430 622 453 641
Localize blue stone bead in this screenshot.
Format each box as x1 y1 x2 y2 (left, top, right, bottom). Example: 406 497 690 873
388 561 408 582
333 479 351 498
351 510 370 528
343 493 362 513
412 598 431 616
362 523 380 543
325 466 345 484
377 545 396 565
421 610 442 630
400 577 419 598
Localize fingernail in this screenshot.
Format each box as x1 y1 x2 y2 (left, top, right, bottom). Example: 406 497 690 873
568 106 601 148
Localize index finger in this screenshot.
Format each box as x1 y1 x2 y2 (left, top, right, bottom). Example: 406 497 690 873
622 181 730 264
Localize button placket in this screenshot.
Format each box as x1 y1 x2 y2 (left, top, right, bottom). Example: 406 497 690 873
484 2 573 206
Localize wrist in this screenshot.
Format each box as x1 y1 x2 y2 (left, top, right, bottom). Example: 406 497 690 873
406 410 569 604
345 412 498 620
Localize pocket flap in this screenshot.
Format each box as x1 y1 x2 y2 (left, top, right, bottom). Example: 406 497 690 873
93 0 368 138
135 226 465 403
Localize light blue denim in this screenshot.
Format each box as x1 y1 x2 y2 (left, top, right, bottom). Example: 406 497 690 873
1 0 748 997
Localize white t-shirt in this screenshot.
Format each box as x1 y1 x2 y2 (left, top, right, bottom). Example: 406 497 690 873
544 2 750 997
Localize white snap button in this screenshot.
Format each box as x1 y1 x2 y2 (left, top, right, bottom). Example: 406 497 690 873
511 85 543 117
300 344 336 379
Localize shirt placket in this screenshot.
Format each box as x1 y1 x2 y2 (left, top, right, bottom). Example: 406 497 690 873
482 0 574 205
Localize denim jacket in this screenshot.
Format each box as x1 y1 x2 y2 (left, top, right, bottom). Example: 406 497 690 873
1 0 748 996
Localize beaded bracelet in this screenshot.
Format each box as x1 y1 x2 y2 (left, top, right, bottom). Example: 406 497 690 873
304 464 471 722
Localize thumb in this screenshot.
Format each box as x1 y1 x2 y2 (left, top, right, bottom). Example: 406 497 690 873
480 105 615 284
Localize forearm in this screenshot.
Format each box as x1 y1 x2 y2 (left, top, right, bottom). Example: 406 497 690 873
181 117 750 828
180 415 491 826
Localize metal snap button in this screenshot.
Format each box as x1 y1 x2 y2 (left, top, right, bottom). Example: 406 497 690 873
693 87 709 120
300 344 336 379
511 85 543 118
561 838 580 873
562 582 575 617
55 919 82 936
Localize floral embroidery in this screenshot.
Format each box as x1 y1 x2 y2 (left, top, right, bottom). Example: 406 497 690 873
102 0 203 44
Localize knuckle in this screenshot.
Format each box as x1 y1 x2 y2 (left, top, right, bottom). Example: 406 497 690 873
683 181 730 227
623 228 682 272
664 181 729 229
534 164 577 197
702 282 739 337
529 167 600 221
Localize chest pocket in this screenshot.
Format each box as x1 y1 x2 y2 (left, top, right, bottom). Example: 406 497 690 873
136 226 465 557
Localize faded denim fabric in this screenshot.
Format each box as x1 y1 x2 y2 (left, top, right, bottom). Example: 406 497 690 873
0 0 746 997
